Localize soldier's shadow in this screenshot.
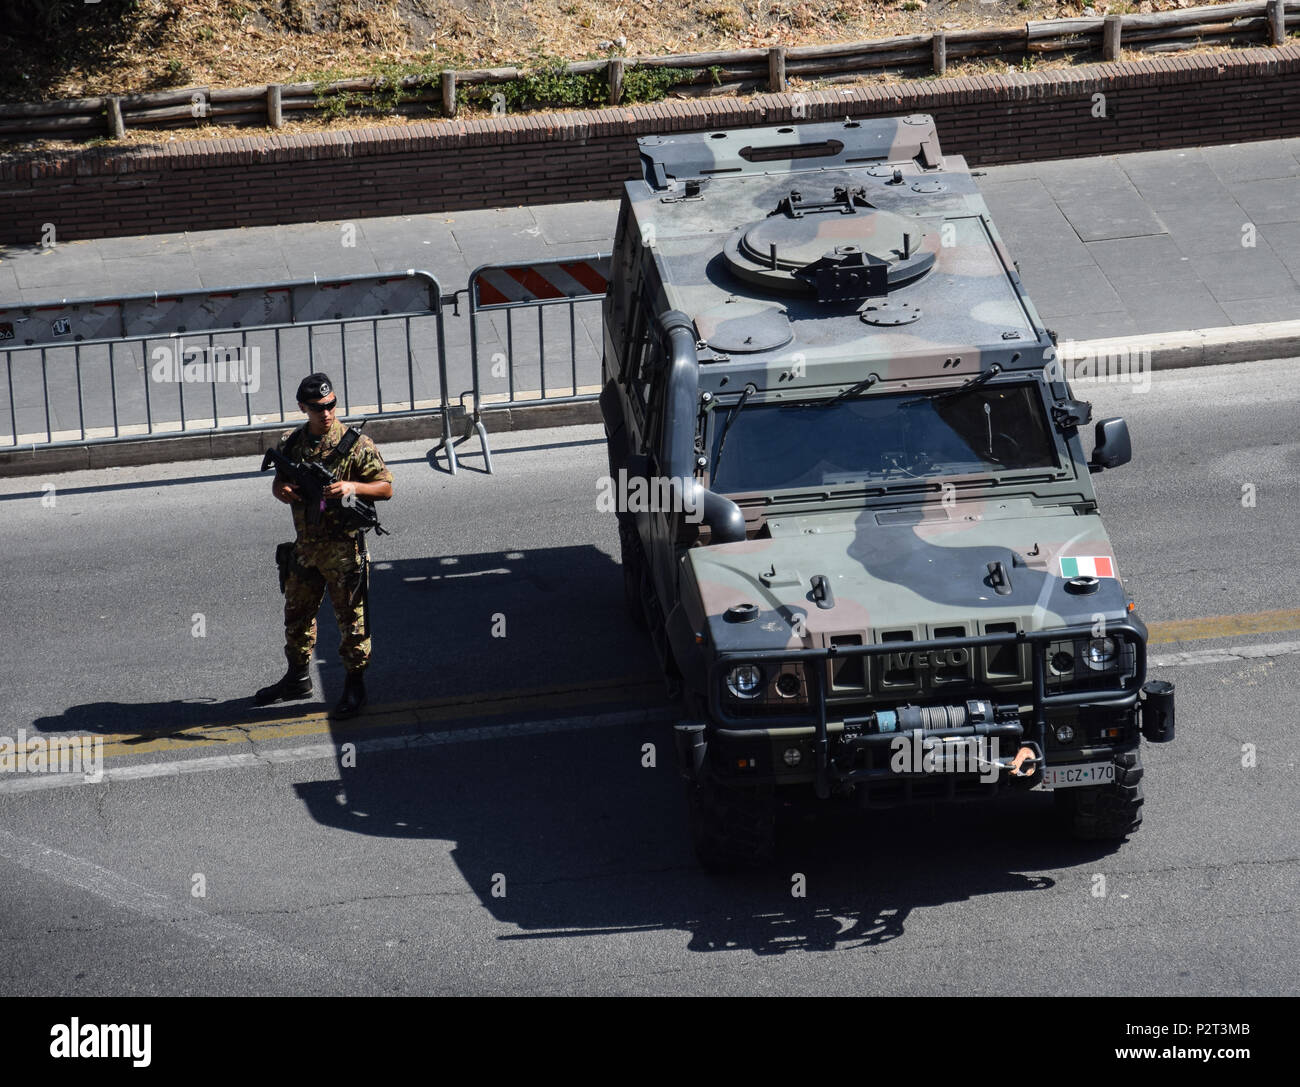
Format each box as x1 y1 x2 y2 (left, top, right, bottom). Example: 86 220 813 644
29 697 306 743
30 544 659 739
293 715 1124 959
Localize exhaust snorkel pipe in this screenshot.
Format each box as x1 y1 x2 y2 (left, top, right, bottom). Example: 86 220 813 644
660 310 747 544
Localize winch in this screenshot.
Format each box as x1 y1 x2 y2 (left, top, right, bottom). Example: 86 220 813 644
842 700 1021 736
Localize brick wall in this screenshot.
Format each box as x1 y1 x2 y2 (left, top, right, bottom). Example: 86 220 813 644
3 45 1299 244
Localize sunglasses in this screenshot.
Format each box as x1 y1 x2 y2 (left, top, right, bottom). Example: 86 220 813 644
304 399 338 413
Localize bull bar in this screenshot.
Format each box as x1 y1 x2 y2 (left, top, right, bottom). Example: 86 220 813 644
701 621 1148 794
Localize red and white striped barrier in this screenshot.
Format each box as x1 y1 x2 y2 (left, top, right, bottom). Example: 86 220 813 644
471 257 611 308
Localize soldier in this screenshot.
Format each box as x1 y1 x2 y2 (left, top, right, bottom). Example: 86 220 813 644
254 373 394 718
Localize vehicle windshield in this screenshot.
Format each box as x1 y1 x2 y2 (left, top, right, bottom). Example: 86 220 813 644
707 381 1061 494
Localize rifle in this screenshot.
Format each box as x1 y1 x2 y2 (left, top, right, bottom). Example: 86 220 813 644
261 444 385 534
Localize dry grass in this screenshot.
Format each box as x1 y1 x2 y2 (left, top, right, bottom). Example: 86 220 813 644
0 0 1270 149
10 0 1248 99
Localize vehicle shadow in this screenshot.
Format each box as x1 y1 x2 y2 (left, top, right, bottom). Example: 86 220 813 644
293 713 1123 959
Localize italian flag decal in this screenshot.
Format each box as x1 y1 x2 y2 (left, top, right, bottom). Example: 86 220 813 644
1060 555 1115 578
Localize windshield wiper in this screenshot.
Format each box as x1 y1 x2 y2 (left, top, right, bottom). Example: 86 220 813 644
901 363 1002 406
712 382 757 479
820 373 877 408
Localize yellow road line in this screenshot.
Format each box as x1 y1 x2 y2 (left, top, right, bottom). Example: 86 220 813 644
12 609 1300 762
1147 608 1300 645
10 676 665 762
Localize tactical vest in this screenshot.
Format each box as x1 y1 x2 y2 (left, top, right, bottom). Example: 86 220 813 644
287 424 385 536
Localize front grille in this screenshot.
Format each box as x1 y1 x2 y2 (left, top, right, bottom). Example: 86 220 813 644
828 633 866 690
710 621 1145 729
983 621 1021 679
823 623 1030 704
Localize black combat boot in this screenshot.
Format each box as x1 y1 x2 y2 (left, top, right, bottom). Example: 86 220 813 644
254 666 312 706
333 671 367 719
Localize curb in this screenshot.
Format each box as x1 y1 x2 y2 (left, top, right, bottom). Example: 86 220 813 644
1058 320 1300 371
1 323 1296 479
0 398 603 478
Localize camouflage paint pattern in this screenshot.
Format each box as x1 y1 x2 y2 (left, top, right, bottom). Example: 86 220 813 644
681 500 1134 705
283 537 370 672
276 420 393 544
601 116 1143 766
276 419 393 672
616 115 1045 394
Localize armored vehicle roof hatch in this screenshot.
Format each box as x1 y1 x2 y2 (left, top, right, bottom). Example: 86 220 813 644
626 117 1052 388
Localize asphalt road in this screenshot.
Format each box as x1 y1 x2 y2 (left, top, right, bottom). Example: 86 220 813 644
0 358 1297 995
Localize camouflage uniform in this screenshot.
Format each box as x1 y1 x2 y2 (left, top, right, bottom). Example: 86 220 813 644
276 420 393 673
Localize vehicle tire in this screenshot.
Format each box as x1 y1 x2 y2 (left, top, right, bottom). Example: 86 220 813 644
686 778 776 871
619 520 648 630
1055 748 1144 840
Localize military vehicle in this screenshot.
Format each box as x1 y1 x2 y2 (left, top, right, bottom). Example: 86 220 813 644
599 116 1175 870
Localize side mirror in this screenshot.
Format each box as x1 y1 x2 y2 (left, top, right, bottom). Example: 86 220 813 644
1089 417 1132 471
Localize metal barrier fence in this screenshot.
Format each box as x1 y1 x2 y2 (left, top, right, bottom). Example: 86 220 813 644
0 269 463 459
1 259 612 474
461 254 611 473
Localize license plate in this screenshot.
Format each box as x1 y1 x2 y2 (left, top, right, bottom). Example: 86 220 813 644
1043 761 1115 789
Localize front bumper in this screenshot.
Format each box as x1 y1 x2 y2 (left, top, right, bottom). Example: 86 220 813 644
689 621 1168 796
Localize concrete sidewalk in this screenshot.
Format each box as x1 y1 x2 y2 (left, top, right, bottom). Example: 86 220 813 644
3 137 1299 340
4 133 1300 476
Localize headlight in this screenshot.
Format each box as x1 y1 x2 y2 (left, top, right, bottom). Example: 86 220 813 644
726 664 764 699
1084 636 1118 671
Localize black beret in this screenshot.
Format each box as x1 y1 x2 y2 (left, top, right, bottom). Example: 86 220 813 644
296 373 334 403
